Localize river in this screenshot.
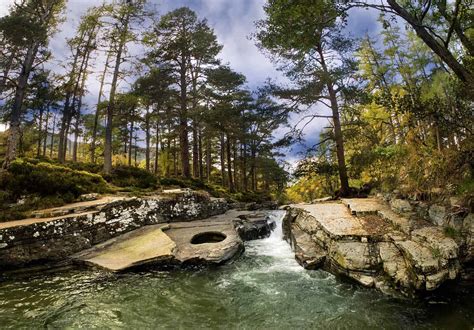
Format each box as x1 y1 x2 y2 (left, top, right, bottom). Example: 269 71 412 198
0 211 473 329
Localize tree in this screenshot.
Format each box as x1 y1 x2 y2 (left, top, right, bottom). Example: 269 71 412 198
103 0 148 174
204 65 247 191
134 67 175 173
57 5 101 163
1 0 65 168
146 7 222 178
255 0 353 195
342 0 473 87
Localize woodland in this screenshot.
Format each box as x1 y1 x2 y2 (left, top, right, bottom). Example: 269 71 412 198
0 0 472 218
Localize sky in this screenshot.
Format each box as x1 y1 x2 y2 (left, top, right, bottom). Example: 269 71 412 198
0 0 383 165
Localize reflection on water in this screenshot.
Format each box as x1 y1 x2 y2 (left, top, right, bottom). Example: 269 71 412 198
0 211 473 329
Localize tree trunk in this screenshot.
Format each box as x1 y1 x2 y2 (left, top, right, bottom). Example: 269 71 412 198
220 133 226 187
72 116 79 162
145 106 151 171
50 113 57 158
134 135 138 166
385 0 473 84
242 143 248 192
179 55 190 178
128 119 134 167
154 121 160 175
104 9 130 174
233 141 238 191
198 128 204 180
43 106 50 157
192 122 199 178
36 107 44 158
318 47 350 196
206 135 211 182
91 51 111 163
3 43 39 168
226 133 234 192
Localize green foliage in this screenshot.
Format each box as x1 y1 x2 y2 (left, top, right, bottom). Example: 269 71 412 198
443 226 461 239
103 165 158 189
159 177 228 198
232 191 272 203
0 159 109 199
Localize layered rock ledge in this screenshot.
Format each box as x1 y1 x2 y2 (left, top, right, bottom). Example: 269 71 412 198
0 191 278 272
0 190 228 269
283 198 472 296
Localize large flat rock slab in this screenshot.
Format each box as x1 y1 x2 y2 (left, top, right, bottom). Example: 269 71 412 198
72 211 248 271
341 198 387 215
72 225 176 271
291 203 368 237
166 220 243 265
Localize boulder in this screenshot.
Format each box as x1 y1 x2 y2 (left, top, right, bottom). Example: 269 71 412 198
233 214 276 241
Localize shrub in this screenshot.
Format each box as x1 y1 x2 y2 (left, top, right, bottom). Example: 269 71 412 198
233 191 272 203
159 177 229 198
103 165 158 189
0 159 110 199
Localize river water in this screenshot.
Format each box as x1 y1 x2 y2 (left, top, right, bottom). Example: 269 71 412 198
0 211 473 329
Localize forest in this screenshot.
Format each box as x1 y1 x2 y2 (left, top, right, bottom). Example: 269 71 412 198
0 0 472 216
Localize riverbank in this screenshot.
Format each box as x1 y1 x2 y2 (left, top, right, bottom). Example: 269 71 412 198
0 211 473 328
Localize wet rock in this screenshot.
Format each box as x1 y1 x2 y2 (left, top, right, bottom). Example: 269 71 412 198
233 214 276 241
328 241 380 271
165 220 243 266
72 225 176 271
73 217 245 271
290 225 325 269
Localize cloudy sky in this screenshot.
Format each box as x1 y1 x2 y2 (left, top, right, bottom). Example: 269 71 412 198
0 0 382 164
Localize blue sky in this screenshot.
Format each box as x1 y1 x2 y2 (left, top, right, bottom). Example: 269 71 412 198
0 0 383 164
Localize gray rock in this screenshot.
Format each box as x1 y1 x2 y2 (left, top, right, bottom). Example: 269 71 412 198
390 199 413 213
79 193 100 202
429 204 448 226
233 214 276 241
284 199 463 296
0 191 229 269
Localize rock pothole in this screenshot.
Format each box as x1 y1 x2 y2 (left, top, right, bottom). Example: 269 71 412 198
191 232 227 244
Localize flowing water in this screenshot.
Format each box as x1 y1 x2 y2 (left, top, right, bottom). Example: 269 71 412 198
0 211 473 329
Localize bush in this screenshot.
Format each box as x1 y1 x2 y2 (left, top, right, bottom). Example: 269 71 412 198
0 159 110 199
159 177 229 198
103 165 158 189
233 191 272 203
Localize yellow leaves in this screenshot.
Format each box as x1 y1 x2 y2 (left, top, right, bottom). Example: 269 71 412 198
361 102 389 123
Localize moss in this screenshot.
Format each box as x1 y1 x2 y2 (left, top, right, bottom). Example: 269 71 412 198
443 226 460 239
103 165 158 189
430 247 442 258
0 159 110 199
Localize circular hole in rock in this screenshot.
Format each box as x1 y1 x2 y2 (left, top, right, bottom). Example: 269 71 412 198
191 232 227 244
